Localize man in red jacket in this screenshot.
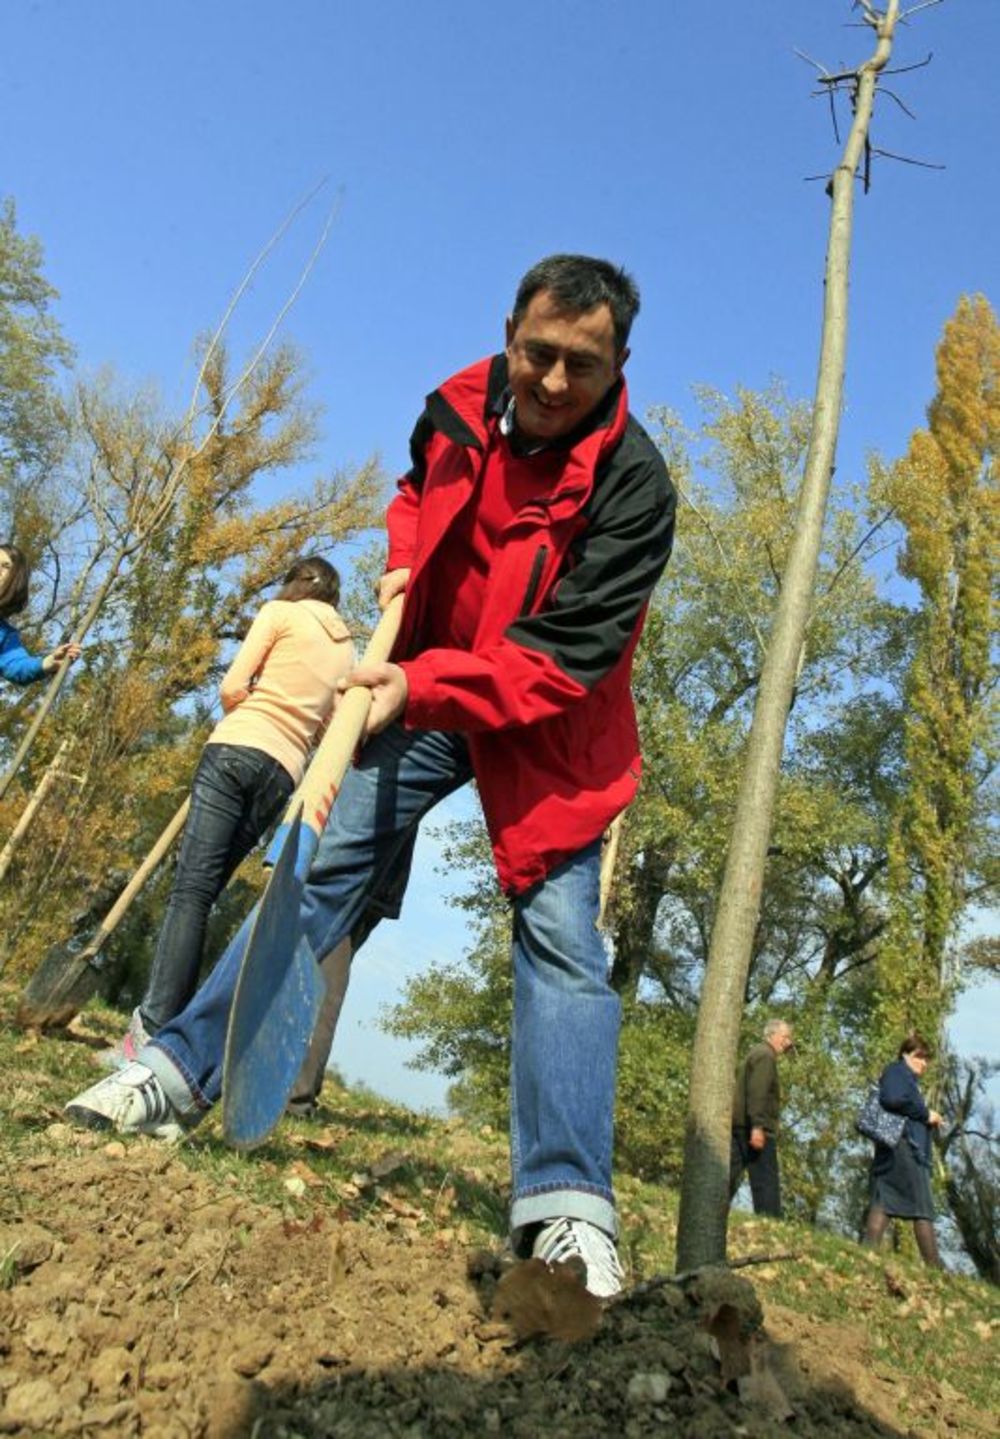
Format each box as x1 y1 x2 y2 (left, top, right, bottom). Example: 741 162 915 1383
67 254 676 1298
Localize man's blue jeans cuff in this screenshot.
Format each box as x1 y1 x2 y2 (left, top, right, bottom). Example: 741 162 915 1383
510 1184 618 1255
141 1041 211 1120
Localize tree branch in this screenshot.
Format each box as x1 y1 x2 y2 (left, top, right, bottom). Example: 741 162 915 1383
821 506 897 597
879 87 917 120
882 53 934 75
870 147 945 170
900 0 944 22
180 176 332 443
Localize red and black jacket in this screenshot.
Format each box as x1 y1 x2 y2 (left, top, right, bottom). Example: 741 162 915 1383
388 354 675 895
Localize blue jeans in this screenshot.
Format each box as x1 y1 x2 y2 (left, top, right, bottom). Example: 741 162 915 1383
143 723 621 1241
140 743 294 1033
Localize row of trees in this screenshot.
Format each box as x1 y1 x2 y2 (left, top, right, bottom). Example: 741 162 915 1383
385 299 998 1281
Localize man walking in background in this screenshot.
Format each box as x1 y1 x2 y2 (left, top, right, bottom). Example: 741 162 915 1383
729 1018 794 1218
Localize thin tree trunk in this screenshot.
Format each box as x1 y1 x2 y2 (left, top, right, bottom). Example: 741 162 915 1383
609 848 672 1000
676 1 900 1270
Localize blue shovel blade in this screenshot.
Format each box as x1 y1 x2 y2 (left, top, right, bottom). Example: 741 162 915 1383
262 812 317 881
222 806 323 1150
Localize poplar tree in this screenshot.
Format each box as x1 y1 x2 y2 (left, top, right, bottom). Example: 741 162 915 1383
873 294 999 1046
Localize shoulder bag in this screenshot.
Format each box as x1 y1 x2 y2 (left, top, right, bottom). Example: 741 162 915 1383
855 1082 906 1148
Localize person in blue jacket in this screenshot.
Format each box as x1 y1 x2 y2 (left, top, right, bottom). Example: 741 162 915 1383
862 1031 944 1267
0 544 81 684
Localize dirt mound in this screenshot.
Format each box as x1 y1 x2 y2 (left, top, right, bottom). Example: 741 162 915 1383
3 1130 982 1437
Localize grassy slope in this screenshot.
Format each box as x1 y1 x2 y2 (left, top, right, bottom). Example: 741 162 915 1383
3 990 997 1425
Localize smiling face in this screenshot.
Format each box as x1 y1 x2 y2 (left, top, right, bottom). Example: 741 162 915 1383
504 290 627 443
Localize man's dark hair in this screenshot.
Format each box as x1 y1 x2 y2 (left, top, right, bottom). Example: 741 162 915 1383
276 554 341 607
511 254 640 353
0 542 31 620
899 1031 933 1061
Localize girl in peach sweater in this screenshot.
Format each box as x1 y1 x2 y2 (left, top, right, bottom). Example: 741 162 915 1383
104 556 354 1066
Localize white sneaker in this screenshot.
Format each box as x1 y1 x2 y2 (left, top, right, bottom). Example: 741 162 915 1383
65 1062 186 1141
531 1216 625 1298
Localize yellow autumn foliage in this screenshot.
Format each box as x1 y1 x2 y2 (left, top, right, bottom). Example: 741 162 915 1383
873 295 998 1050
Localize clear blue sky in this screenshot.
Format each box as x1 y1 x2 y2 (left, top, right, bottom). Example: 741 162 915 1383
3 2 996 1107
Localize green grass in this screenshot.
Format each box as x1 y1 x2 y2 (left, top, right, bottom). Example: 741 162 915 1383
3 987 998 1417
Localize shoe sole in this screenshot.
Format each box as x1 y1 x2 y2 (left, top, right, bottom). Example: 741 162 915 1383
141 1123 187 1142
64 1101 187 1142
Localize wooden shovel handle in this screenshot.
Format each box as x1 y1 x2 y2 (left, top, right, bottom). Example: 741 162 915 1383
597 809 625 931
287 594 404 839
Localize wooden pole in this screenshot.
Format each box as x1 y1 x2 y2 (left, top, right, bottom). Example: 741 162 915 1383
0 739 73 886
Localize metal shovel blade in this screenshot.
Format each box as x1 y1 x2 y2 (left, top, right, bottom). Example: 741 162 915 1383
221 805 323 1150
16 937 107 1029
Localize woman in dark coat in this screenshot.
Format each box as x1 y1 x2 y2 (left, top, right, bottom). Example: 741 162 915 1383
863 1032 943 1267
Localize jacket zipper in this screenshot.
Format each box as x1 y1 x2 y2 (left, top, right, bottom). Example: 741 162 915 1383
521 544 549 615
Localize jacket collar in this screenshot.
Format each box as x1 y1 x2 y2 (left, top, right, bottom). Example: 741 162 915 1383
430 354 627 457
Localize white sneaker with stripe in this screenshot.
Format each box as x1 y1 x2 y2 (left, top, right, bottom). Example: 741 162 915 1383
531 1216 624 1298
65 1062 186 1141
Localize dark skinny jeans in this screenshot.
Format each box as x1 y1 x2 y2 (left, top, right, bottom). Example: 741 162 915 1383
140 743 293 1033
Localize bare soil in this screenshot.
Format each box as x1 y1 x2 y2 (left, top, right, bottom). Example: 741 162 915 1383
2 1125 994 1438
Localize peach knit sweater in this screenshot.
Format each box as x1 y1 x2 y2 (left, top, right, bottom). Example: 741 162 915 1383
208 598 355 783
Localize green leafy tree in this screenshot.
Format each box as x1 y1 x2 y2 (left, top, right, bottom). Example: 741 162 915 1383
872 295 999 1050
0 197 74 540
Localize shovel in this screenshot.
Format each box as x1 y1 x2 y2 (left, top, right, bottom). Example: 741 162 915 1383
222 595 403 1149
17 798 191 1029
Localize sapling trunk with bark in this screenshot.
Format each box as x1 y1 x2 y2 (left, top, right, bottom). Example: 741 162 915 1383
676 0 903 1270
